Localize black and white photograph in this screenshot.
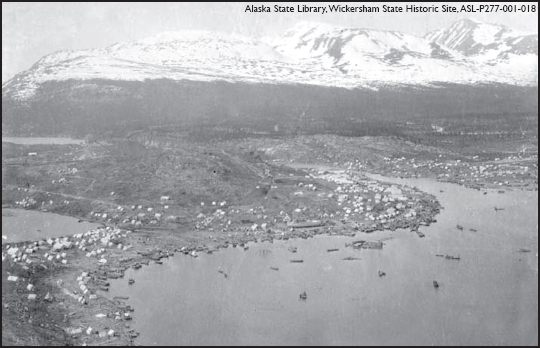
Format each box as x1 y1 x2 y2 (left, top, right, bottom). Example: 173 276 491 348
2 2 538 346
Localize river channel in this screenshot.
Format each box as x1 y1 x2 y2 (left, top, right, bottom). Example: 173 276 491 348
107 176 538 345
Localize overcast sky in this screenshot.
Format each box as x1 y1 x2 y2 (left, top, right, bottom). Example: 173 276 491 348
2 2 538 83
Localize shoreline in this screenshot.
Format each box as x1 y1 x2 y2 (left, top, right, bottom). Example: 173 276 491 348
2 163 536 345
2 171 444 346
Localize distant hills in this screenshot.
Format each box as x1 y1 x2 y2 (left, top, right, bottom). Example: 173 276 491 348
2 19 537 137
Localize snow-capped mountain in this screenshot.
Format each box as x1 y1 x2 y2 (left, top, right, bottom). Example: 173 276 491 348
2 19 537 101
426 18 537 59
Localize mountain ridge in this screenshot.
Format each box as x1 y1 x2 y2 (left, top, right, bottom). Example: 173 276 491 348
2 18 537 101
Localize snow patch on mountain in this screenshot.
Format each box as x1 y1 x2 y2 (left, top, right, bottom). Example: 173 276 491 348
473 23 504 45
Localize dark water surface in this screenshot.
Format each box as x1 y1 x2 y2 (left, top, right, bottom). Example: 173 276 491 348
2 208 101 244
108 177 538 345
2 137 84 145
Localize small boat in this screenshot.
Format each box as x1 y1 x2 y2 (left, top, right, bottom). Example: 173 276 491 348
270 267 279 271
378 271 386 277
347 240 366 249
415 230 425 238
128 278 135 285
155 260 163 265
119 305 134 312
433 280 439 288
327 248 339 252
114 296 130 301
445 255 460 260
100 286 109 291
436 254 445 257
342 257 361 261
290 259 304 263
456 225 464 230
359 241 383 250
127 330 139 338
299 291 307 300
469 228 478 232
132 263 142 270
288 246 297 253
244 246 249 251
